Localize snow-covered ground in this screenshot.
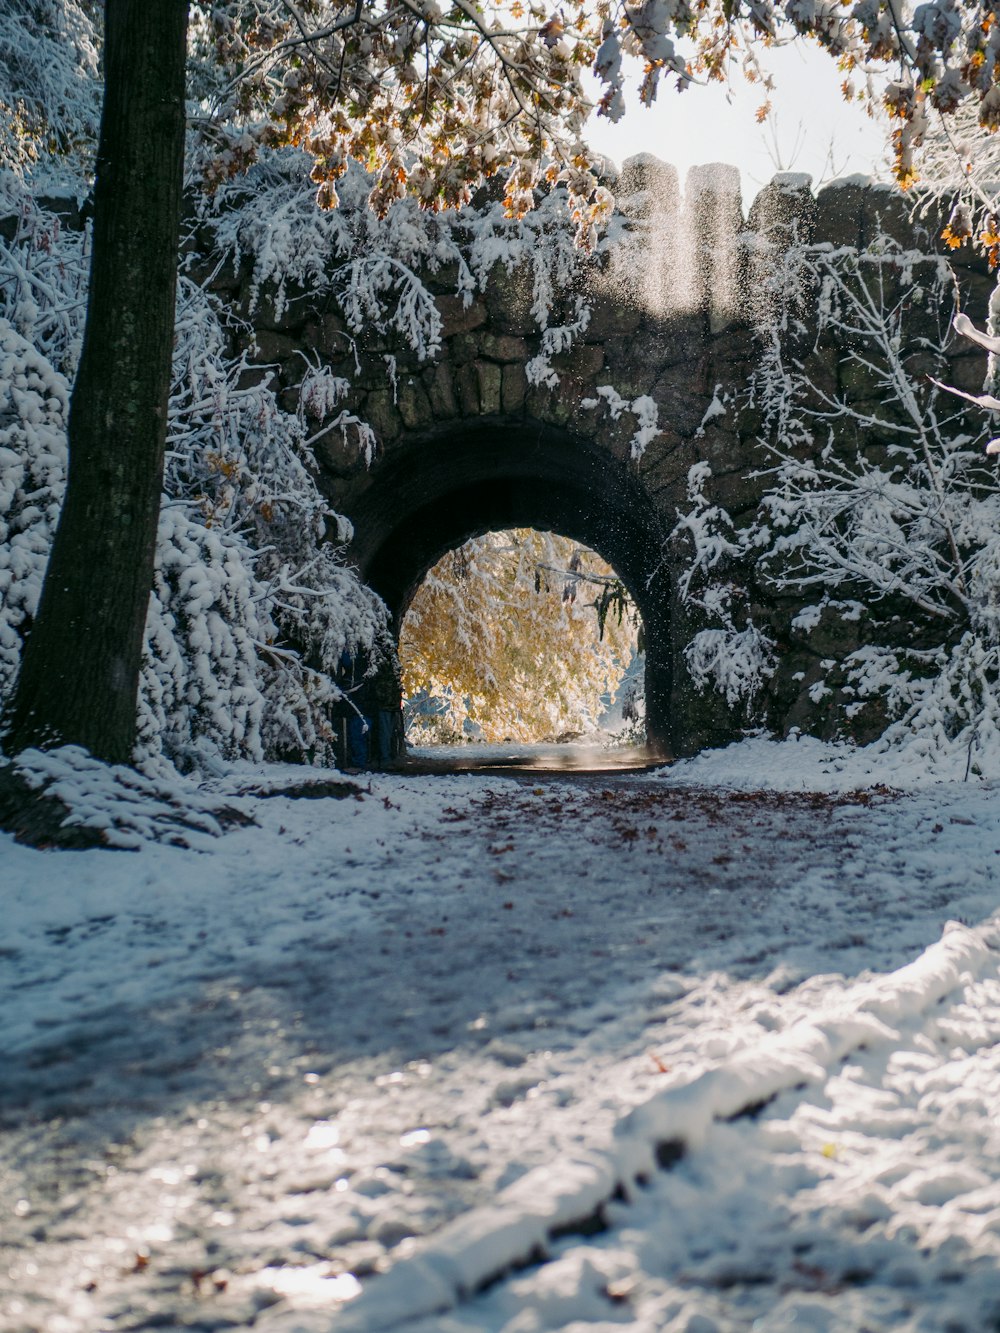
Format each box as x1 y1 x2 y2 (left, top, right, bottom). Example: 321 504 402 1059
2 738 1000 1332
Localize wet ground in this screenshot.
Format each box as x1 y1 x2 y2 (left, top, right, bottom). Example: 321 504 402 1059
398 742 659 775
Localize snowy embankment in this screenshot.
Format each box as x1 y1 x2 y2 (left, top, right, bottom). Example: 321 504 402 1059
2 737 1000 1332
651 730 1000 792
324 920 999 1333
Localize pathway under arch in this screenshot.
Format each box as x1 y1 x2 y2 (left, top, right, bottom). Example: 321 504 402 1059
340 421 674 753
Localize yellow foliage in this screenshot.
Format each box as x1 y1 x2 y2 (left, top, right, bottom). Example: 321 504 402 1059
981 214 1000 269
400 529 639 744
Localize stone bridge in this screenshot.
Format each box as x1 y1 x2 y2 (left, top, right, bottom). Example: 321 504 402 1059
218 164 991 755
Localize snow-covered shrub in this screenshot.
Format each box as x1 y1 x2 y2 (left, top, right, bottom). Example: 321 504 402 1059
0 317 67 697
0 175 386 770
0 175 89 373
149 272 387 766
758 238 1000 762
4 743 255 848
687 228 1000 768
674 460 744 603
671 459 777 718
685 625 777 710
166 278 385 668
0 0 100 176
137 507 270 766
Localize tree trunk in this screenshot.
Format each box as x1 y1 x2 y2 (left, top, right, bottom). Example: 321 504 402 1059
2 0 190 763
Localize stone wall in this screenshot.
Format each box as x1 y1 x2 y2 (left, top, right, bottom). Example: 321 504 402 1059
201 164 989 754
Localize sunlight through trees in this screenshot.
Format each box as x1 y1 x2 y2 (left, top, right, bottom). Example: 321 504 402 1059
399 529 641 744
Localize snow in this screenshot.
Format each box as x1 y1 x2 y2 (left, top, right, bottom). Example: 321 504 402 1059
826 174 878 190
579 387 661 460
696 388 727 433
4 738 1000 1332
773 172 813 192
2 745 254 849
656 728 1000 789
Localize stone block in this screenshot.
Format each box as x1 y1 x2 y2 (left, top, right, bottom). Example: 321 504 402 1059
569 399 599 437
542 387 575 427
797 344 840 400
235 364 271 392
456 362 480 415
449 331 480 365
484 263 537 334
954 268 995 318
597 355 656 401
480 332 530 362
705 468 764 519
426 362 457 418
315 312 349 357
252 329 299 364
203 255 247 292
255 283 314 333
860 187 926 250
280 355 302 386
639 445 696 503
346 334 388 361
814 181 866 249
501 363 527 413
550 343 604 379
747 175 817 246
364 389 402 442
683 165 745 262
731 403 764 443
584 288 644 339
351 361 395 392
694 426 745 477
525 383 566 424
476 360 503 415
316 429 369 479
423 262 464 294
618 156 681 222
397 377 433 430
623 317 705 375
837 358 883 401
437 293 487 338
651 371 707 435
945 241 993 280
943 351 989 397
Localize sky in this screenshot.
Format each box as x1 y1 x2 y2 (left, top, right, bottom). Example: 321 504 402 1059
585 39 891 210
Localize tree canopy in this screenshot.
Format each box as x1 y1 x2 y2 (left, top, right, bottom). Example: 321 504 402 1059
12 2 1000 227
400 530 639 743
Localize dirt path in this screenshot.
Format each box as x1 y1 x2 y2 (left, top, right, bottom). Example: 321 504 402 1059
2 773 997 1331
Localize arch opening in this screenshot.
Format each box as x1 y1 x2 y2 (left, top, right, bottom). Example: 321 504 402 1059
339 419 674 754
399 528 645 750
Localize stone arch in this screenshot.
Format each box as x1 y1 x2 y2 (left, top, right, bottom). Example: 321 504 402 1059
340 418 674 753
